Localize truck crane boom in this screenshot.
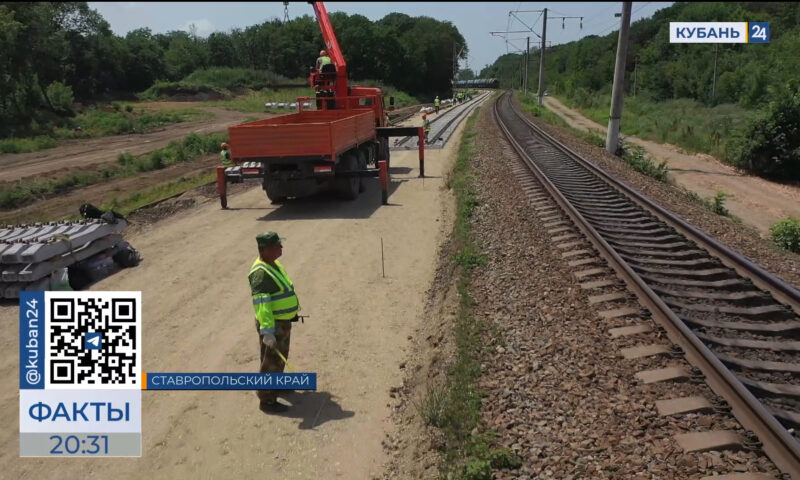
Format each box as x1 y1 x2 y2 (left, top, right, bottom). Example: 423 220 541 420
311 1 348 99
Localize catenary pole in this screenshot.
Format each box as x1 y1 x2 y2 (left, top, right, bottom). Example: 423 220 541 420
606 2 632 155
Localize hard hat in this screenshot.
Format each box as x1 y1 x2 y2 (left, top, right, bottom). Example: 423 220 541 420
320 50 327 56
422 114 427 118
221 142 229 149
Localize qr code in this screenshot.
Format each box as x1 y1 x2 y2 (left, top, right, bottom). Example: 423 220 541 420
45 292 141 389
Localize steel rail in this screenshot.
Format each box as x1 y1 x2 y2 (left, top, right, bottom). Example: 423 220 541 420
393 92 489 147
493 91 800 478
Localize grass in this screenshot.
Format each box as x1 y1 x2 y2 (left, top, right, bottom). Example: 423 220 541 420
64 107 208 138
419 105 521 479
0 132 226 210
558 93 757 163
0 107 208 154
0 136 59 154
100 171 216 216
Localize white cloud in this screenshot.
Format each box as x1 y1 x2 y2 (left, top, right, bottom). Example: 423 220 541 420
181 19 216 37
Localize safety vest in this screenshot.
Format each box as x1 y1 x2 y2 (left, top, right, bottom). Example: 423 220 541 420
250 258 299 326
318 56 332 66
434 98 440 106
221 149 232 167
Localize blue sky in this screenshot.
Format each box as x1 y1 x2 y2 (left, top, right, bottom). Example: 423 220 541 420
89 2 673 74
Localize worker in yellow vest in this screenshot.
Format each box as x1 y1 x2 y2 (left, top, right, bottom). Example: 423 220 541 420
434 96 440 114
316 50 332 72
249 232 300 412
220 142 232 167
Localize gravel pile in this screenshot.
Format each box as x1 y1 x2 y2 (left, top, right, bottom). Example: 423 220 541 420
510 95 800 289
465 102 781 479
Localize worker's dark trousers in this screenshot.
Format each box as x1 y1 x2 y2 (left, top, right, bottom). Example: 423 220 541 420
255 319 292 403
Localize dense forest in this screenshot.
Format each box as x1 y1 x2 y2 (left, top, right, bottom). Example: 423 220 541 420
0 2 466 138
480 2 800 180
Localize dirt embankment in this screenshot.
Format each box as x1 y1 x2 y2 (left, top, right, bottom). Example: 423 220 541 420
544 96 800 235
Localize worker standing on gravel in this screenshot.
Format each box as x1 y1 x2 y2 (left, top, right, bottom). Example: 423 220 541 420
220 142 232 167
422 114 430 144
434 95 440 114
249 232 300 412
316 49 332 72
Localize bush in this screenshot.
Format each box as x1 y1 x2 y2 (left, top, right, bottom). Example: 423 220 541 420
462 459 492 480
709 190 730 216
770 218 800 253
618 140 670 182
732 87 800 180
46 81 75 114
489 448 523 469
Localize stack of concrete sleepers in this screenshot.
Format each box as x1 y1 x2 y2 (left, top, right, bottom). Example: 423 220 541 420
0 219 128 299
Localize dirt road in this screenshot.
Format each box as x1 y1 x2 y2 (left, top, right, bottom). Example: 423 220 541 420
0 106 262 183
0 102 476 478
544 96 800 235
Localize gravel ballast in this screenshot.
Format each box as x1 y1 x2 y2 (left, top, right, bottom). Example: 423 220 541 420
464 98 782 479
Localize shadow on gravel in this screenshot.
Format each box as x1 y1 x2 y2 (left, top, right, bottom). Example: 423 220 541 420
257 178 405 221
264 390 355 430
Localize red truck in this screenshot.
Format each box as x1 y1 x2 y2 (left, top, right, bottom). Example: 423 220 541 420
221 2 414 204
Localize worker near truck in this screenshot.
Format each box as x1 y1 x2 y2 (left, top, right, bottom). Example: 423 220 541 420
220 142 232 167
249 232 300 412
316 49 332 71
434 96 440 114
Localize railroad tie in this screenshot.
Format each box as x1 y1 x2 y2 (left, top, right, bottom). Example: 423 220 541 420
620 344 671 359
608 324 652 338
634 366 689 383
655 396 714 416
673 431 745 453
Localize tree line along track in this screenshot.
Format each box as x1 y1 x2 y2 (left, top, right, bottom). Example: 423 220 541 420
493 90 800 478
391 92 491 150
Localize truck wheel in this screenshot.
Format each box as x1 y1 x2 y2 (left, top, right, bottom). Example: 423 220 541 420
265 182 287 204
336 153 360 200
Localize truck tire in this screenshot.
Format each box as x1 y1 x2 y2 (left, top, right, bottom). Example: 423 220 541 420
265 181 287 204
336 153 360 200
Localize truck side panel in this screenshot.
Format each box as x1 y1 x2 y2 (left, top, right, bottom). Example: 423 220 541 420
229 110 374 161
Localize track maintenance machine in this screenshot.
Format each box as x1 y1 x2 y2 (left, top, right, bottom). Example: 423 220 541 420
217 1 424 208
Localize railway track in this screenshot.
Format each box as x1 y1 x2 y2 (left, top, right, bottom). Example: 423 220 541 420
391 92 490 150
493 90 800 478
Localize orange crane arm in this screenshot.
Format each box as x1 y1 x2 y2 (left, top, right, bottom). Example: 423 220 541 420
312 1 348 98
